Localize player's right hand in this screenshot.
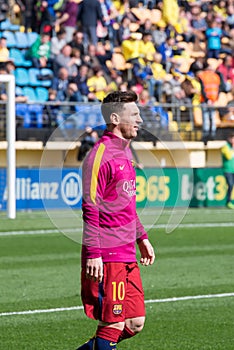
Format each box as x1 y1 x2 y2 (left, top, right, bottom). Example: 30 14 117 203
86 257 103 282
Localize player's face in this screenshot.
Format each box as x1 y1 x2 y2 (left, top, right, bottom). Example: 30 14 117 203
118 102 142 139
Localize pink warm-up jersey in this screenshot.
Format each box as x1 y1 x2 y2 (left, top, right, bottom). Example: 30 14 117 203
82 130 148 263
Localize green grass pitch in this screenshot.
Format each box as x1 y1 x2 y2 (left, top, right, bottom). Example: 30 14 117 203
0 208 234 350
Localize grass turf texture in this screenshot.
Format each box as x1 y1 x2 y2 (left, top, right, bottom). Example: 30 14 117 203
0 208 234 349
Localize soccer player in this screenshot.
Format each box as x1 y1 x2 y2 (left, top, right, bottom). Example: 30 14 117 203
76 90 155 350
221 132 234 209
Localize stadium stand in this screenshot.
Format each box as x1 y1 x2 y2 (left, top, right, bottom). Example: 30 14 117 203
22 86 37 101
14 31 29 49
28 68 44 87
0 0 233 144
14 67 30 86
15 103 30 127
0 18 20 31
9 48 32 67
35 87 49 102
2 30 16 48
27 32 39 47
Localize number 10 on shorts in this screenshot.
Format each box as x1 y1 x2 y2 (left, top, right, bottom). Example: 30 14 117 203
112 281 125 301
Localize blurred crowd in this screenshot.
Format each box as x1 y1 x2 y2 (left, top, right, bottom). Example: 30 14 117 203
0 0 234 139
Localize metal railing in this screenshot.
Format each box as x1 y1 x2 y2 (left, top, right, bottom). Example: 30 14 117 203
0 100 233 143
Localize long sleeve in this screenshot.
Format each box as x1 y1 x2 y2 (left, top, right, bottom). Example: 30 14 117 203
136 214 148 242
82 143 110 258
221 144 234 160
82 131 147 263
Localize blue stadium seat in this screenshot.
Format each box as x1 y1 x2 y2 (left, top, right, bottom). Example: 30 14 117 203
94 107 106 130
22 87 37 102
39 68 53 87
35 87 49 102
70 111 86 129
28 68 42 87
15 103 31 128
27 104 43 128
86 105 104 129
14 68 30 86
27 32 39 46
15 31 29 49
9 48 32 67
75 105 104 129
2 31 17 48
15 86 24 97
0 19 20 31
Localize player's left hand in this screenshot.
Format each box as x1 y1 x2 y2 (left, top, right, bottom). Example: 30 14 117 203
138 239 155 266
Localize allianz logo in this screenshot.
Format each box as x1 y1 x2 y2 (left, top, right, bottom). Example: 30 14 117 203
3 172 82 206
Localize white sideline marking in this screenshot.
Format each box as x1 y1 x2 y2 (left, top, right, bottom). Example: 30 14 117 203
1 292 234 318
1 222 234 237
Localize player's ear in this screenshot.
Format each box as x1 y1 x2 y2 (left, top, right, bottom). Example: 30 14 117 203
110 113 120 125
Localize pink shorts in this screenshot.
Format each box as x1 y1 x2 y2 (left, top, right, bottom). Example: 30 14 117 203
81 262 145 323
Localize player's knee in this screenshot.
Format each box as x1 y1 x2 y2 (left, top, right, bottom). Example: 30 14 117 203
125 316 145 334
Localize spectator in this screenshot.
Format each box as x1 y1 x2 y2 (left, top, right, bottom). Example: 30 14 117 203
132 54 156 100
157 35 176 73
138 88 168 131
42 88 60 127
219 86 234 123
33 1 57 34
190 4 207 37
71 47 83 69
50 27 67 59
0 1 9 24
139 18 153 35
106 68 123 91
82 44 102 70
221 131 234 209
112 0 131 21
69 31 85 56
64 81 84 104
0 37 10 64
38 0 60 28
163 68 186 103
226 3 234 29
5 60 16 75
139 31 156 59
213 0 227 22
121 32 142 63
205 18 223 59
184 70 202 112
180 71 202 123
77 126 99 161
189 53 206 74
27 32 51 68
57 82 84 139
98 0 118 45
19 0 34 32
51 66 69 101
116 16 131 46
87 66 108 101
151 52 167 102
77 0 105 48
55 0 80 43
174 6 195 43
151 22 167 49
53 43 78 77
197 61 221 141
95 41 113 75
217 54 234 92
73 64 96 101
